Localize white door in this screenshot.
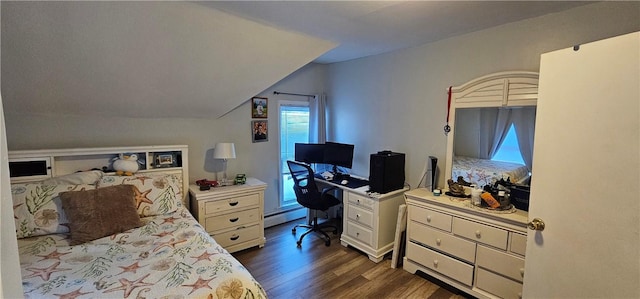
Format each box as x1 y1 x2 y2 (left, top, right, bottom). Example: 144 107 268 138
523 32 639 298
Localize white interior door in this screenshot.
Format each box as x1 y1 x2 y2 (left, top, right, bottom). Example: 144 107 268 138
523 32 640 298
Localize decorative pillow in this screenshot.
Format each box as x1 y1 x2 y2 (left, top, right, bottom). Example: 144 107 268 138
41 170 104 186
60 185 143 245
11 183 96 239
97 173 182 217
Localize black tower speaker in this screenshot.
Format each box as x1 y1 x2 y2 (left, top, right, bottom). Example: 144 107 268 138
369 151 405 194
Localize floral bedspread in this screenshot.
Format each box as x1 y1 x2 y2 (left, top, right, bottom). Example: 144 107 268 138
18 207 266 299
452 156 530 187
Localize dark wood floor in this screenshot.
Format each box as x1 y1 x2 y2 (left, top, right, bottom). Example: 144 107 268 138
233 219 470 299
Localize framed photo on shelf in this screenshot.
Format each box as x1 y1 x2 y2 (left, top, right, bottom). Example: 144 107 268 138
252 120 268 143
153 152 177 168
251 97 268 118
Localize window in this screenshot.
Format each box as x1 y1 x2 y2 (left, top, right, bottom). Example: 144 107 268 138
492 123 526 165
279 102 309 207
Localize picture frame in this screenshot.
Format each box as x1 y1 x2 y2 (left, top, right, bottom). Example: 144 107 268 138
252 120 269 143
251 97 268 118
154 152 177 168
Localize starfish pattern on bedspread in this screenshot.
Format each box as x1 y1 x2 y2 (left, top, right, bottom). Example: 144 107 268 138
53 287 93 299
25 261 71 281
103 273 153 298
36 249 71 262
117 261 146 275
183 276 215 295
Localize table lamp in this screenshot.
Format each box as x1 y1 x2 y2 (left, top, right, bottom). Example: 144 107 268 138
213 142 236 186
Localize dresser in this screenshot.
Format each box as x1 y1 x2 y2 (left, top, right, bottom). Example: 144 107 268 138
404 188 528 299
189 178 267 253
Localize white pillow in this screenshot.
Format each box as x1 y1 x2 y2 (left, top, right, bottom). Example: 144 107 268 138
41 170 103 185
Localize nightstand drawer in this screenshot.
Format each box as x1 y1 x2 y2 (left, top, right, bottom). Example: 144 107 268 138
476 268 523 299
204 193 260 215
477 245 525 282
453 218 508 250
410 205 452 232
204 207 260 232
346 221 373 246
348 204 373 228
409 221 476 263
212 225 261 249
407 242 474 286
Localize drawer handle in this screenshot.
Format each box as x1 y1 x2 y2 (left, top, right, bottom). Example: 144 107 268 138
229 217 239 222
228 201 239 206
520 268 525 277
433 260 438 267
230 234 240 241
475 230 481 238
436 238 441 246
518 293 522 299
356 214 360 219
426 215 432 222
357 199 361 204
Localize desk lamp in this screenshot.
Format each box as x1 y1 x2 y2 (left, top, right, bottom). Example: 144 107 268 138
213 143 236 186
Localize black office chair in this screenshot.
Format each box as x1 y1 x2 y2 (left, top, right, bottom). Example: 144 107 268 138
287 160 341 247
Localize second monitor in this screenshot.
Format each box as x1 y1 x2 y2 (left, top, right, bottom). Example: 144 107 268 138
294 142 354 174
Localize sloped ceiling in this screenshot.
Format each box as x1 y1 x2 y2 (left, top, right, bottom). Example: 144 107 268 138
0 1 336 119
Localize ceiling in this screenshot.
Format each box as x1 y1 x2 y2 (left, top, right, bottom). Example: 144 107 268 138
1 1 593 120
203 1 592 64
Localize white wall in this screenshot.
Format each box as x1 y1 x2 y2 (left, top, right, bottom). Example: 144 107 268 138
326 1 640 189
4 63 327 216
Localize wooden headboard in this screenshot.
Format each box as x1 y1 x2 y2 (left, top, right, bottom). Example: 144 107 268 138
8 145 190 206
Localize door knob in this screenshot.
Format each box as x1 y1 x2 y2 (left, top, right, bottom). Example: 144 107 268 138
528 218 545 231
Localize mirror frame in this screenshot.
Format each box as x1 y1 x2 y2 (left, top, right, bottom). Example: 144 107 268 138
444 71 539 189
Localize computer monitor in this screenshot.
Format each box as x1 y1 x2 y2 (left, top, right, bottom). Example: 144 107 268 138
294 143 325 164
323 142 354 172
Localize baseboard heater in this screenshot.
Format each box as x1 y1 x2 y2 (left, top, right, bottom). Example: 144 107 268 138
264 206 306 228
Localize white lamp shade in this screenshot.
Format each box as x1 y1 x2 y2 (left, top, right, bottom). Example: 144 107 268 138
213 143 236 160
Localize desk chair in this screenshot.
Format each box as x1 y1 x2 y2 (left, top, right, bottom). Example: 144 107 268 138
287 160 341 247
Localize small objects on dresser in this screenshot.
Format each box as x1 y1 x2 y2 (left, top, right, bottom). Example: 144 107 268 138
433 189 442 196
456 176 473 186
112 153 142 176
234 174 247 185
196 179 218 190
445 179 469 198
480 192 501 208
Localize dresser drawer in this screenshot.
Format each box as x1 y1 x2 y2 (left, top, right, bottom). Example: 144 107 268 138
347 193 374 211
204 193 260 215
346 221 373 246
476 268 523 299
204 207 260 233
407 242 474 286
453 218 508 250
409 221 476 263
477 245 525 282
410 205 452 232
212 225 261 249
348 205 374 228
510 233 527 256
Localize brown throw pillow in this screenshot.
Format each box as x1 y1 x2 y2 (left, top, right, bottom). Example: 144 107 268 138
60 184 142 245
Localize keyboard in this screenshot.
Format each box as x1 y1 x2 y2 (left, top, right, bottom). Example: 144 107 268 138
314 173 369 189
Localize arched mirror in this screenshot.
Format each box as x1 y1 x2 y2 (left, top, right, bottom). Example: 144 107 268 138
444 71 539 190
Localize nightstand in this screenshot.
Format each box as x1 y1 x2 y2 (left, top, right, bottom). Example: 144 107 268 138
189 177 267 253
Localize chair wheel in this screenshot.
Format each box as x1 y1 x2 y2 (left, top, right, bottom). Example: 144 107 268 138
325 240 331 246
292 228 296 234
297 241 302 248
333 229 338 235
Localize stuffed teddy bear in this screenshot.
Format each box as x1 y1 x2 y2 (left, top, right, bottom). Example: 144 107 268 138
112 153 142 176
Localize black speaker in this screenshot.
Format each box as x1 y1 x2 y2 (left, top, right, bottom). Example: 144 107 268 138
369 151 405 194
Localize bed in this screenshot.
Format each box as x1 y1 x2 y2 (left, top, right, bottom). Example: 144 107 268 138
452 155 530 187
9 146 266 299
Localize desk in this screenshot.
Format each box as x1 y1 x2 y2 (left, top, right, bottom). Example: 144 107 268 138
317 177 408 263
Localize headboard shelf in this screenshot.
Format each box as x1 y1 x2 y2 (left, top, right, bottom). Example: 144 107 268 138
8 145 190 204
